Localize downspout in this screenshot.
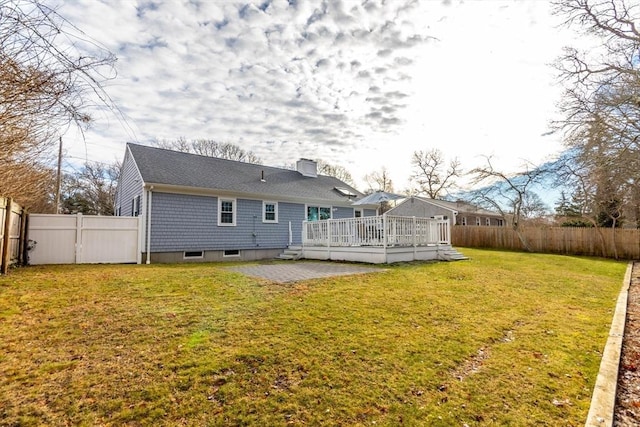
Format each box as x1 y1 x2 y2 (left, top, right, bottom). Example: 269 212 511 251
146 186 153 264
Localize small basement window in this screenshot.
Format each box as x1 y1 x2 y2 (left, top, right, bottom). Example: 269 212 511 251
223 249 240 257
184 251 204 259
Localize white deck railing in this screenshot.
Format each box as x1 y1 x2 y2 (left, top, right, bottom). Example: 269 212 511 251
302 215 450 248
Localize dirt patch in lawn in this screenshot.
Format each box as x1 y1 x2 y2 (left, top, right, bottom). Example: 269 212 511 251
615 261 640 426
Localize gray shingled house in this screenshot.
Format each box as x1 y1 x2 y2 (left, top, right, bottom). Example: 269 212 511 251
116 143 375 263
387 196 505 228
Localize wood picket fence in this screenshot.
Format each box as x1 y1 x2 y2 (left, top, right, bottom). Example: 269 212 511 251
0 197 28 274
451 225 640 260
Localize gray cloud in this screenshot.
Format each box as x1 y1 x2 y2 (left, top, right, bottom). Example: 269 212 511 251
385 91 409 99
394 57 413 66
381 117 401 126
365 96 387 105
58 0 435 170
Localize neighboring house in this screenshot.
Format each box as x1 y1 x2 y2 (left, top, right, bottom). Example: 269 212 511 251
387 196 504 228
115 143 376 263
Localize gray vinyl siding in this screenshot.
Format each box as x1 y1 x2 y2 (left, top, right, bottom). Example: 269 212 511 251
333 206 354 219
364 209 377 217
278 202 305 245
456 215 504 226
149 192 304 252
116 149 144 216
387 201 452 219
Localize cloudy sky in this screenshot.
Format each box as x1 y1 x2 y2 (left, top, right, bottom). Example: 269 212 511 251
54 0 583 192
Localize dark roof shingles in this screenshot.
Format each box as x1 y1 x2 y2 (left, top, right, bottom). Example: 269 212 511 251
127 143 362 203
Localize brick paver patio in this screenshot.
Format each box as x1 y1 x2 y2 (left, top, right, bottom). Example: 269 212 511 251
226 261 384 283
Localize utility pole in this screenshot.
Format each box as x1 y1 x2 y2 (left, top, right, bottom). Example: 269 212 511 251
55 136 62 214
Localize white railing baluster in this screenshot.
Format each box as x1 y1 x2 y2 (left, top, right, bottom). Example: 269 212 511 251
302 215 450 248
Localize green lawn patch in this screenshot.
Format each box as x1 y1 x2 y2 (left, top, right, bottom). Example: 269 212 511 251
0 249 626 426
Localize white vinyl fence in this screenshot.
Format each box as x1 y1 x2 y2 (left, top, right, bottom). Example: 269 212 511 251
28 214 142 265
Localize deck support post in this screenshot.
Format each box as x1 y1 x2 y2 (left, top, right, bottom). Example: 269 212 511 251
382 214 387 250
326 219 331 258
413 216 417 258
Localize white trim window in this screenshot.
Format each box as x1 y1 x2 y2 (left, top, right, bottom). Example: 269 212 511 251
218 198 236 226
307 206 331 221
354 209 363 218
461 217 467 226
263 201 278 223
475 217 481 226
486 218 491 226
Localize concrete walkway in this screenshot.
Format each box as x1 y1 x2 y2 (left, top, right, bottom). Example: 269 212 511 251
226 261 385 283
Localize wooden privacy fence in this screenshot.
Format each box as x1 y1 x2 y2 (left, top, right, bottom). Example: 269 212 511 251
0 197 28 274
452 225 640 259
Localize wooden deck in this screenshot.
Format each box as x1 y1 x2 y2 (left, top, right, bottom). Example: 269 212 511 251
301 215 452 264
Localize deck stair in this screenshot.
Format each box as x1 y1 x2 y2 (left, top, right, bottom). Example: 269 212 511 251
278 245 303 260
438 248 469 261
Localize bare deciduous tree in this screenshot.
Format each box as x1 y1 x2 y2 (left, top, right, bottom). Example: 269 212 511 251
553 0 640 238
469 157 549 251
0 159 54 211
553 0 639 88
1 0 118 155
363 167 394 194
410 149 460 199
363 167 396 212
155 138 262 164
61 161 120 215
1 0 118 208
317 160 355 186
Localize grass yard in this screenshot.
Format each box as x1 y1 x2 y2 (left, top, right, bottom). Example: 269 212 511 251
0 249 627 426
